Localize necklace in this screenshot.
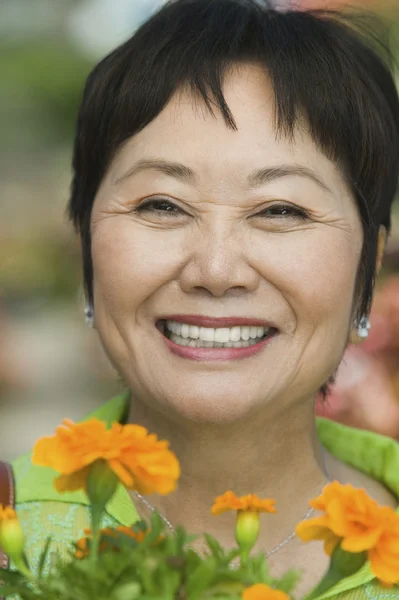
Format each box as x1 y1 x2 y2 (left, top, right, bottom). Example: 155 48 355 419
133 491 315 561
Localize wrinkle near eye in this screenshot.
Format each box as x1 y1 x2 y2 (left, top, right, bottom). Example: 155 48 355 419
91 208 128 227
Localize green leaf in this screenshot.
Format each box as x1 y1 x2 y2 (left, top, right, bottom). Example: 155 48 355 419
0 567 27 583
186 558 217 597
275 569 301 593
38 536 53 578
111 582 141 600
201 581 244 598
141 512 164 546
132 519 148 533
0 585 34 599
204 534 224 559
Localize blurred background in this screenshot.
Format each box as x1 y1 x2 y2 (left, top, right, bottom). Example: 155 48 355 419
0 0 398 460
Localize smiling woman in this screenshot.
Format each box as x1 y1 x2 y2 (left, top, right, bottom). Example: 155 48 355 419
8 0 399 597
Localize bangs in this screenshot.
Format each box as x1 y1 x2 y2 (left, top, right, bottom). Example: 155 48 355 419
69 0 399 314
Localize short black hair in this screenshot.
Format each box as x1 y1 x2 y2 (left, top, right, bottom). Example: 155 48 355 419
68 0 399 322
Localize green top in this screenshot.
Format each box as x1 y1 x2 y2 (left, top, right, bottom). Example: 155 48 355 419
12 393 399 600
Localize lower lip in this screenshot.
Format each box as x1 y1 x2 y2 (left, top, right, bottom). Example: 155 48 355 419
160 330 277 361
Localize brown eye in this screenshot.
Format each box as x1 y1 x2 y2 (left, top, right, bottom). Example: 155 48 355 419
135 199 184 215
256 204 309 220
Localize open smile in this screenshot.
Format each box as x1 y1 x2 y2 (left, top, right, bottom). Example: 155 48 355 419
156 316 278 361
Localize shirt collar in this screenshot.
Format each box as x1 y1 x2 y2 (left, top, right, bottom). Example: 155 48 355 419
13 391 138 526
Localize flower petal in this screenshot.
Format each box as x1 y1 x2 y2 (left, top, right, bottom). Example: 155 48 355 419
107 459 135 488
369 547 399 585
341 527 383 553
295 516 330 542
212 491 276 516
32 417 181 495
242 584 289 600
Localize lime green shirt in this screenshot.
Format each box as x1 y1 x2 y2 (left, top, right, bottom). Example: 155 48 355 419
12 393 399 599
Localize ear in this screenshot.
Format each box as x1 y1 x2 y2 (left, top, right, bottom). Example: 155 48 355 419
376 226 388 275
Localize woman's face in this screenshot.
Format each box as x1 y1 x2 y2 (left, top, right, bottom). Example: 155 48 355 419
91 64 363 424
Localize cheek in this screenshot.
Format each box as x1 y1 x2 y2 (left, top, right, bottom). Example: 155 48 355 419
255 229 361 321
91 220 185 312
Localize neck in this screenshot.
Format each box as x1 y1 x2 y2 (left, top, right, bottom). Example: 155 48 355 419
128 394 329 552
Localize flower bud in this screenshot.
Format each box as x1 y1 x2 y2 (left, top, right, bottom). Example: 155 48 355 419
235 510 260 554
86 459 119 508
0 517 25 561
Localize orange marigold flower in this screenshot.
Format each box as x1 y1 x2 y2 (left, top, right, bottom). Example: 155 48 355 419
211 491 276 516
75 525 154 559
113 526 147 543
0 505 17 522
32 418 180 495
295 481 399 585
75 536 91 559
242 584 289 600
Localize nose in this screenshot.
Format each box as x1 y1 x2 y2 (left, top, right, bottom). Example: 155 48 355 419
178 223 260 298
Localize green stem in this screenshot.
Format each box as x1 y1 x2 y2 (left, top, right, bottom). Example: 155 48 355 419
304 547 367 600
304 572 340 600
13 557 33 580
239 549 249 567
90 504 103 563
85 460 119 563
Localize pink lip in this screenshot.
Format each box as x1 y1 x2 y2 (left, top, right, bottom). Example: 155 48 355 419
159 330 277 362
158 314 275 328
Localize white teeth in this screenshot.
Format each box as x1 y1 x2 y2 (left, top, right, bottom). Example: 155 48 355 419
199 327 215 342
230 326 241 342
189 325 200 339
214 328 231 343
168 333 270 349
181 324 190 339
164 320 271 345
241 326 250 341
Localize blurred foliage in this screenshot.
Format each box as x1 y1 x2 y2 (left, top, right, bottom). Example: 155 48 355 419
0 236 81 305
0 38 93 150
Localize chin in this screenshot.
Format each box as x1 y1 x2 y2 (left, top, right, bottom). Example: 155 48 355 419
159 390 260 425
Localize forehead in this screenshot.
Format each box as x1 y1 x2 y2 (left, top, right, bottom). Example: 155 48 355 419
107 63 347 193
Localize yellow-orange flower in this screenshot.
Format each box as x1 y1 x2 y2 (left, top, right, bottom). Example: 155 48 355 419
32 418 180 495
212 492 276 556
211 491 276 515
75 526 155 558
295 481 399 585
0 505 25 561
242 584 289 600
0 505 17 522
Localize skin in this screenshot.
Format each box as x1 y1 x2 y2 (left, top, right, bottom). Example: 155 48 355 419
90 64 396 594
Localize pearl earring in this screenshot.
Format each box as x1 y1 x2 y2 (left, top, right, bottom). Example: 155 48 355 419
356 316 371 339
84 304 94 328
349 315 370 344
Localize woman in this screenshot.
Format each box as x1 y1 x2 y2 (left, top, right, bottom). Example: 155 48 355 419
10 0 399 597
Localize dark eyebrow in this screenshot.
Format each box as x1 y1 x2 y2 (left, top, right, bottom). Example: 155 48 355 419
115 158 331 193
247 165 332 193
114 159 195 185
